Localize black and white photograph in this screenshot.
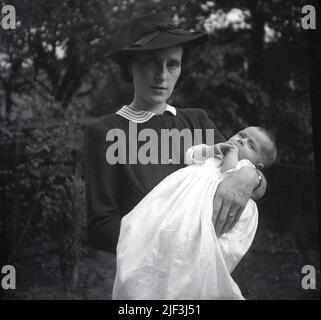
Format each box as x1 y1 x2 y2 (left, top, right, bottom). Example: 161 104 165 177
0 0 320 303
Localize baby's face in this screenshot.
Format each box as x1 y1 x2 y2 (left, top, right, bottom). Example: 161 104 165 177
228 127 273 169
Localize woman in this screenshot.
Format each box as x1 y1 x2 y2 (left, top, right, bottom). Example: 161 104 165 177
84 12 266 254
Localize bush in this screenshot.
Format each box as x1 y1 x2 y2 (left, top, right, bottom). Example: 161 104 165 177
0 115 88 295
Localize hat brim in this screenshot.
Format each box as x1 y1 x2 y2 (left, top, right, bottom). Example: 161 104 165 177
107 31 208 63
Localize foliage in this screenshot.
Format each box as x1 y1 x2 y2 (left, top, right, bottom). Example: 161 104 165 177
0 103 87 293
0 0 314 166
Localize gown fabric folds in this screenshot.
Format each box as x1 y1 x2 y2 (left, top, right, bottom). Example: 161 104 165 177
112 158 258 300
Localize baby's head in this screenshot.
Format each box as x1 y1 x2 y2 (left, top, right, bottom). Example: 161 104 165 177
228 126 277 171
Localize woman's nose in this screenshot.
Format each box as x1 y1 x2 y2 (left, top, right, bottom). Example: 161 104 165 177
155 64 167 82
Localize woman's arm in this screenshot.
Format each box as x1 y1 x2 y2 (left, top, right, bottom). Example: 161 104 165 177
84 121 122 254
251 169 266 200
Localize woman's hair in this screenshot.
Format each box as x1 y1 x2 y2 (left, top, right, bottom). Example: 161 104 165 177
117 52 136 83
116 45 193 85
175 44 193 88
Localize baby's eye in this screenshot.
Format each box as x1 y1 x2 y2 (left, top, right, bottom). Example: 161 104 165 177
249 143 255 150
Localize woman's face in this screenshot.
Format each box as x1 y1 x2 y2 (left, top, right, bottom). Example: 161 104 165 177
131 46 183 108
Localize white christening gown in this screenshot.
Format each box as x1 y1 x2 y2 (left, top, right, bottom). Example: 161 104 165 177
112 157 258 300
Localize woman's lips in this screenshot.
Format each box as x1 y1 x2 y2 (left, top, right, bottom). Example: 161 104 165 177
150 86 167 94
151 86 167 90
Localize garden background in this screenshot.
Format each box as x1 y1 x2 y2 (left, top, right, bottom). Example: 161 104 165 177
0 0 320 299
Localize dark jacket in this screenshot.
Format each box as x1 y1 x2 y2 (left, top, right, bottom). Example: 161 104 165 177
84 108 225 253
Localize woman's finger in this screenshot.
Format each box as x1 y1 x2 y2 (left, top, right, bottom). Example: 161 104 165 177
215 201 232 236
229 206 246 230
219 208 238 235
212 193 223 226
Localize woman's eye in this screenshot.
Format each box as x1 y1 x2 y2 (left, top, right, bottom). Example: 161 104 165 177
167 61 180 69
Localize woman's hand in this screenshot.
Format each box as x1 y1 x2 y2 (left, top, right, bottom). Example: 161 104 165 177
212 166 259 237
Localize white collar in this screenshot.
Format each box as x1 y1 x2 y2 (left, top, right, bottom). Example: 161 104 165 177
116 104 177 123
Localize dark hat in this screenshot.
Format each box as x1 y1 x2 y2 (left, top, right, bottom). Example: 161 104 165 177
107 12 209 63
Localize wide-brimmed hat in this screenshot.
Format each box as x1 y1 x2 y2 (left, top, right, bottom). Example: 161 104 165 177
107 12 209 63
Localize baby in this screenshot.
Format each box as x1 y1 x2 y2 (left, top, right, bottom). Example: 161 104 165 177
190 126 277 173
113 126 277 300
189 126 277 237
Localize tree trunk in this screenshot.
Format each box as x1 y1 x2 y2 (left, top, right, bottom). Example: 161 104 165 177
308 1 321 253
248 0 265 80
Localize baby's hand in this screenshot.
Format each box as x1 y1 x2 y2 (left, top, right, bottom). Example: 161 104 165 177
219 142 239 155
